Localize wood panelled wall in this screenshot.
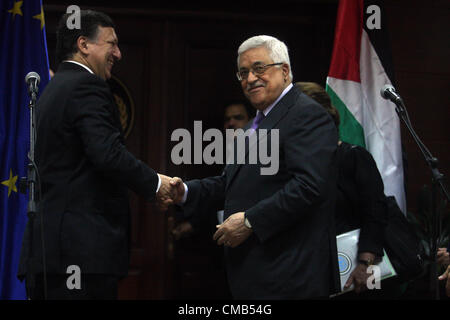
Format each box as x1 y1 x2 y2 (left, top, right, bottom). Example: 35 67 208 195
384 1 450 215
41 0 449 299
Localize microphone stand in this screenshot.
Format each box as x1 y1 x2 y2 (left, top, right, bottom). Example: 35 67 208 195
20 85 47 300
392 97 450 300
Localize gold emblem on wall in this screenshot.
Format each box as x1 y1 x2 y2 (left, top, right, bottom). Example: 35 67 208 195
107 75 135 139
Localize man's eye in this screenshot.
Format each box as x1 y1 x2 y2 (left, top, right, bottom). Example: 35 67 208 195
254 66 265 73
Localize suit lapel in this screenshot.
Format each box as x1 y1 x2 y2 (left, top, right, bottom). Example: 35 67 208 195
224 121 252 188
225 86 300 190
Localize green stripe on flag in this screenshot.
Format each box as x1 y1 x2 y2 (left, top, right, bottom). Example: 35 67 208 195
325 84 365 148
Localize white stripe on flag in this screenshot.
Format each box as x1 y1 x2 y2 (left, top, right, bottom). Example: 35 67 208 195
326 77 363 125
359 29 406 213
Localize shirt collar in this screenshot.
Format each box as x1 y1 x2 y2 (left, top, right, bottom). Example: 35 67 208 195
259 83 293 117
64 60 94 74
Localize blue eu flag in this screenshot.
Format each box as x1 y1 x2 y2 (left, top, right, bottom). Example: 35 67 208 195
0 0 50 299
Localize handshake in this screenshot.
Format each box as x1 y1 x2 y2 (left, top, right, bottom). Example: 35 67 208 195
157 174 253 248
156 174 185 211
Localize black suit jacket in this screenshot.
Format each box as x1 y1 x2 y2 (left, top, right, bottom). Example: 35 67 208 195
183 86 340 299
335 142 388 256
18 62 159 278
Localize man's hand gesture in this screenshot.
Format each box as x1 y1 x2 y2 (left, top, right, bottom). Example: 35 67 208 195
156 174 185 211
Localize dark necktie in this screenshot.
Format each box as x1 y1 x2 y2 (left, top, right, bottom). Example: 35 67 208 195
245 112 265 152
251 112 265 130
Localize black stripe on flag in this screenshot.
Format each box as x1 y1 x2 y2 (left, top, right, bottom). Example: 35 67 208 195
363 0 396 86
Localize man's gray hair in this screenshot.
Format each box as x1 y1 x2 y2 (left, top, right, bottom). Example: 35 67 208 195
237 35 293 81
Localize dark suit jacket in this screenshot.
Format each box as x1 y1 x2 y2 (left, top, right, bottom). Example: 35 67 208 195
183 86 340 299
335 142 388 257
18 62 159 279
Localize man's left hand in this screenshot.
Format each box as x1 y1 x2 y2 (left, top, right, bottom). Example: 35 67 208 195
344 264 370 294
344 252 376 294
213 212 252 248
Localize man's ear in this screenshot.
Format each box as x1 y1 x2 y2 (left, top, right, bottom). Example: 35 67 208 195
77 36 89 55
282 63 290 81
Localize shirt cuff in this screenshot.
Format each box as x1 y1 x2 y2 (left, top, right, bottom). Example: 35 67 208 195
156 174 161 194
181 183 188 203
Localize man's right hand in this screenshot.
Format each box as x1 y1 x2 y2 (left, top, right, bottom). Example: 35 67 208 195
438 264 450 297
437 248 450 267
156 174 185 211
169 176 185 204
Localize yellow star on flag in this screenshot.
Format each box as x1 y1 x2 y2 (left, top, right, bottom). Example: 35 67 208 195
7 0 23 20
33 5 45 30
1 169 18 197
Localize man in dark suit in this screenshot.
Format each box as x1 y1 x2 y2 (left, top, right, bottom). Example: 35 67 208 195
18 10 178 300
173 35 339 299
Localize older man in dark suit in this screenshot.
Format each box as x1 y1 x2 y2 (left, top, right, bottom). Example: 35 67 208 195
18 10 178 300
174 35 339 299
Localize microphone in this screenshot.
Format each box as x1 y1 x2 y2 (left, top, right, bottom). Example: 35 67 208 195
25 71 40 96
380 84 403 104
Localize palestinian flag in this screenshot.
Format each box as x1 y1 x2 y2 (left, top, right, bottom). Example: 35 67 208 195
326 0 406 213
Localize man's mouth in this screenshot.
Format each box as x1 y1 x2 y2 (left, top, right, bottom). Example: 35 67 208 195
247 85 264 93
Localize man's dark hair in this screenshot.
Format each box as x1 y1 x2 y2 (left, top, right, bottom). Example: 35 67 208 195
55 10 115 66
224 100 255 119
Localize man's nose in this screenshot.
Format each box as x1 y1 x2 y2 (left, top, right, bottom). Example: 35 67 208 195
247 70 258 82
224 120 236 129
114 46 122 61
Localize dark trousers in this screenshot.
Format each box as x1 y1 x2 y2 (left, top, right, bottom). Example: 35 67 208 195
27 273 119 300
